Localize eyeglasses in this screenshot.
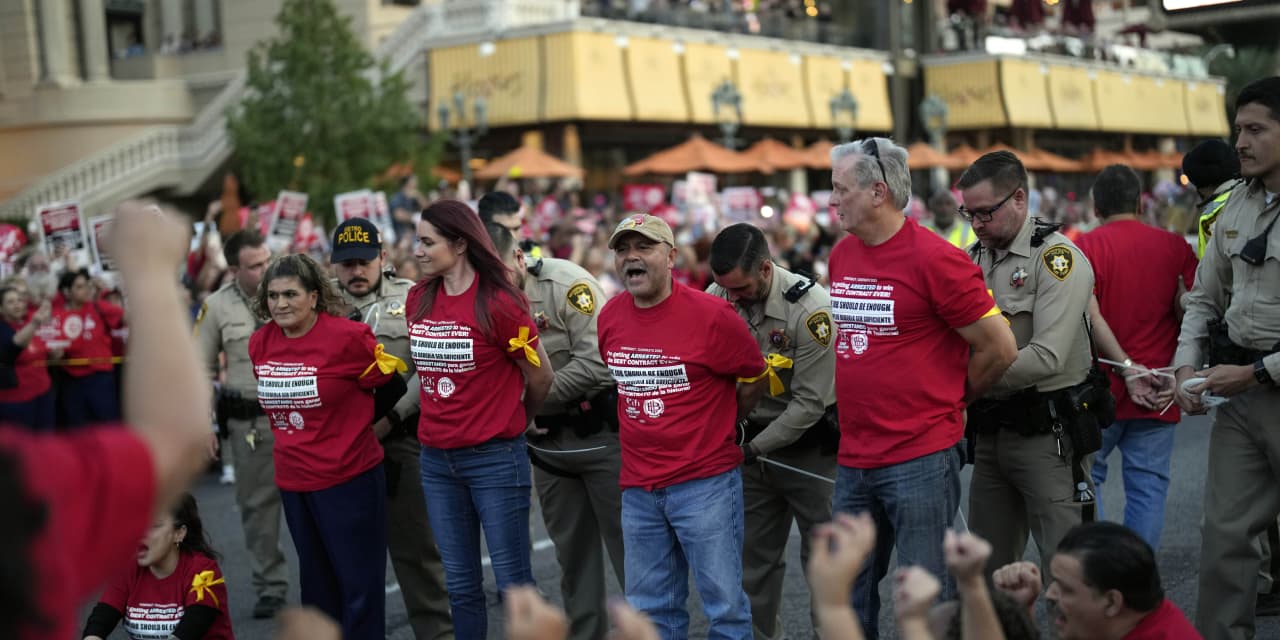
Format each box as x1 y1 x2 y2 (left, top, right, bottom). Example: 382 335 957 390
958 188 1019 223
863 139 889 186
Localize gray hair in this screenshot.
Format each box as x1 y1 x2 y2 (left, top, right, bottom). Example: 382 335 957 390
830 137 912 210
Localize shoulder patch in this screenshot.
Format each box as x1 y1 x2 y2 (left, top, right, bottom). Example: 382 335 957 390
1041 245 1074 281
805 311 833 347
566 282 596 316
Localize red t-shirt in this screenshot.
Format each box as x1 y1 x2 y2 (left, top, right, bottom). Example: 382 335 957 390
407 278 539 449
1077 220 1198 423
0 319 51 403
828 219 997 468
1124 599 1201 639
2 427 156 640
99 551 235 640
249 313 389 492
597 280 766 490
48 298 125 376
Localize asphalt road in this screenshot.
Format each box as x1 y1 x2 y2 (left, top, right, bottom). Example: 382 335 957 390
99 412 1280 639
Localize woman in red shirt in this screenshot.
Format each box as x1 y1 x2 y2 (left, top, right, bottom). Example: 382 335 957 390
52 268 125 426
81 493 234 640
0 285 55 430
408 200 554 638
248 254 405 640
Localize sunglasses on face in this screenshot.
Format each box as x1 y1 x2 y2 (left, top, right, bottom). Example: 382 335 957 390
958 188 1019 223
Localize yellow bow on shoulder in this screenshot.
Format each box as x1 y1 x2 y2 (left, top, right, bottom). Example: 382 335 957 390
507 326 541 367
738 353 794 397
361 343 408 379
189 570 226 607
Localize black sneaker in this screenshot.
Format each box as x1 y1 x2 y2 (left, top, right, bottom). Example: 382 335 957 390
252 595 286 619
1257 591 1280 617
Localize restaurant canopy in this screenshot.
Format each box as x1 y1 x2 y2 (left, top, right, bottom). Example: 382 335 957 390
742 138 812 172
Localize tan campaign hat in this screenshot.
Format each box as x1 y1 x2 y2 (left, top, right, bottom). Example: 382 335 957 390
608 213 676 249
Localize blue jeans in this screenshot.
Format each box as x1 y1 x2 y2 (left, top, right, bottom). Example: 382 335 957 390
1090 418 1176 549
832 446 962 640
420 435 534 640
622 469 752 640
59 370 119 427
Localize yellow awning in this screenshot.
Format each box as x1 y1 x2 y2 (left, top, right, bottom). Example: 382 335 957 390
624 37 690 122
804 55 847 131
1000 59 1053 129
737 49 811 128
847 59 893 132
682 42 735 124
428 38 542 127
925 59 1006 129
543 32 633 122
1185 81 1230 137
1046 65 1099 130
1092 70 1147 133
1131 76 1189 135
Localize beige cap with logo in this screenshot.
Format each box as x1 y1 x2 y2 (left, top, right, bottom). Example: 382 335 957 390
608 213 676 249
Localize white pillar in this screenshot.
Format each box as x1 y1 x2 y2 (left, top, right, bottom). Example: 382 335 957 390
79 0 110 81
160 0 183 52
38 0 77 85
193 0 217 43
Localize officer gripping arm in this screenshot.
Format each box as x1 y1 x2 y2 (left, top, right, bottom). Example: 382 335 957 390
544 276 612 410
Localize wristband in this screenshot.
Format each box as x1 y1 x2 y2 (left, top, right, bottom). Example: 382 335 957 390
1255 359 1273 386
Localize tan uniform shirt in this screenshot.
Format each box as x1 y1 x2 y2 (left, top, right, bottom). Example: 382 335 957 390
334 274 420 421
1175 180 1280 379
194 282 261 398
707 265 836 453
969 215 1095 395
523 258 613 415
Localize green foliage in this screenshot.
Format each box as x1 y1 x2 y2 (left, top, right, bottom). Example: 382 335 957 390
226 0 424 226
1208 45 1280 125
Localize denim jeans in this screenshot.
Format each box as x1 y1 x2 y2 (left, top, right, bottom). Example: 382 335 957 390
622 468 752 640
1090 418 1176 549
832 446 962 640
420 435 534 640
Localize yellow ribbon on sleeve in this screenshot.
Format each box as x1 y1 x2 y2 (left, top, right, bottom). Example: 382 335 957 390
189 570 226 607
507 326 542 367
737 353 794 396
361 343 408 379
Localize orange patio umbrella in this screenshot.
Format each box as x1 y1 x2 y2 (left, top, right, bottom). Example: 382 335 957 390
906 141 957 170
742 138 812 172
475 145 584 180
946 144 984 168
624 134 771 176
804 139 836 170
1027 148 1086 173
1082 148 1133 173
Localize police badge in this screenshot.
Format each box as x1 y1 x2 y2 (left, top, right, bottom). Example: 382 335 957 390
768 329 790 349
1010 267 1028 288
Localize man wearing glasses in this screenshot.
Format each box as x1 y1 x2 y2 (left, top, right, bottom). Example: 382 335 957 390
826 138 1017 638
958 150 1099 577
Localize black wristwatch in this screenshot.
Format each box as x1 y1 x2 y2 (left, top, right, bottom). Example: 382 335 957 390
1254 359 1274 386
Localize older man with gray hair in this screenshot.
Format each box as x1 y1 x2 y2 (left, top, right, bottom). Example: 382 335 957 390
824 138 1017 638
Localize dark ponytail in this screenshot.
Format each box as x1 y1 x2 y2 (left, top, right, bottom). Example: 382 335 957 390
172 493 219 561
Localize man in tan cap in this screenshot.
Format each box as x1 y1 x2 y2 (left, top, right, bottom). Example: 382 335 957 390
598 213 771 639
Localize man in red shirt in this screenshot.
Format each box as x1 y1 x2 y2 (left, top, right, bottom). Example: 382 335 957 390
1076 165 1195 550
598 213 769 639
993 522 1201 639
826 138 1017 638
1 201 213 639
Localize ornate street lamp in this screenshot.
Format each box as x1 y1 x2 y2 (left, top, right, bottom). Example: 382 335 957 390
437 91 488 184
919 94 950 189
711 80 743 150
829 88 859 143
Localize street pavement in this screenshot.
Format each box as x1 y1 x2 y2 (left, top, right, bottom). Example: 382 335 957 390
99 412 1280 638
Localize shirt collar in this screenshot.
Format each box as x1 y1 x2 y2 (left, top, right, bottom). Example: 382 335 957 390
995 214 1035 260
763 264 789 321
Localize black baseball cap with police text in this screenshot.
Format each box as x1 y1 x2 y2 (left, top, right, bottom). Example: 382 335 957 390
330 218 381 263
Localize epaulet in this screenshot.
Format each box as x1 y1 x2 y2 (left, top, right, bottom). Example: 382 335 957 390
783 277 816 303
1030 219 1063 248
